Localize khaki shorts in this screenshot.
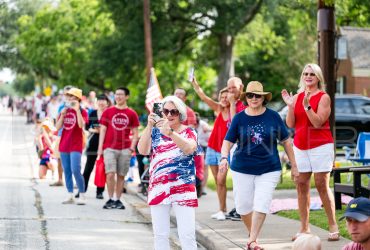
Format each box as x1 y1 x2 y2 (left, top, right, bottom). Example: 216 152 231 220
103 148 130 176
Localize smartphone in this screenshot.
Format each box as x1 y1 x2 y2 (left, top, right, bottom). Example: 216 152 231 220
153 103 162 118
188 67 195 82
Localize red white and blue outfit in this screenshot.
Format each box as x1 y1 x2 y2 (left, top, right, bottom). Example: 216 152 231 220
148 126 198 250
148 127 198 207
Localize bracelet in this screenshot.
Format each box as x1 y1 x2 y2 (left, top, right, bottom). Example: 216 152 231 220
220 156 228 161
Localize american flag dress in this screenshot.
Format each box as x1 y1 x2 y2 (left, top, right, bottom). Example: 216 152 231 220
148 127 198 207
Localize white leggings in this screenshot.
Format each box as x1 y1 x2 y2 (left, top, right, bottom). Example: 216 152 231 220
150 204 196 250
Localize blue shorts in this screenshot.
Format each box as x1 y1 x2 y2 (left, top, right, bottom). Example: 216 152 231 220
40 158 50 166
205 147 221 166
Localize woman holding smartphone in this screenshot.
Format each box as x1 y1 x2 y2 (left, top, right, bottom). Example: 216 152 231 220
56 87 89 205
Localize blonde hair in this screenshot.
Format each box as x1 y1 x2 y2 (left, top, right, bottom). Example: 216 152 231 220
161 95 187 122
298 63 326 93
218 87 228 101
292 234 321 250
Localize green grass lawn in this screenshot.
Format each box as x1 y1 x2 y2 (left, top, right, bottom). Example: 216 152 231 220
206 162 368 191
206 162 368 239
206 166 322 191
277 207 350 239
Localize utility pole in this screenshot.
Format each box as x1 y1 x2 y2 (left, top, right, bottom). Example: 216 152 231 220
143 0 153 85
318 0 336 135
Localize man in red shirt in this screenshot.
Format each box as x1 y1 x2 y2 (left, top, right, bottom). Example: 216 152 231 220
98 87 139 210
174 88 197 127
225 77 246 221
227 77 246 118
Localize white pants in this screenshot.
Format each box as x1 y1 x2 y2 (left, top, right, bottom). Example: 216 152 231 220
150 204 197 250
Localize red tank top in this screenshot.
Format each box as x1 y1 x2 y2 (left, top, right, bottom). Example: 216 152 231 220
207 112 230 152
293 91 333 150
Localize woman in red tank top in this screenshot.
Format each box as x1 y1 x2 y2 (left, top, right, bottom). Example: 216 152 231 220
192 77 232 220
281 63 339 241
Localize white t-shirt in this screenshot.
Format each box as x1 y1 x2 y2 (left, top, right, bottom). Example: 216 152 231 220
47 101 60 120
196 120 211 147
34 97 43 114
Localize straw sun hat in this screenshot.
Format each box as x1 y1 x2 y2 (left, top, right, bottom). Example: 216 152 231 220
239 81 272 102
66 87 83 100
42 119 56 132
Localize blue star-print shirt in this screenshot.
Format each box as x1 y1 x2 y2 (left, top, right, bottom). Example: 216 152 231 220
225 108 289 175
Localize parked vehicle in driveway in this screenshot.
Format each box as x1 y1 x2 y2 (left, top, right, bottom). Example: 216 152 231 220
278 94 370 147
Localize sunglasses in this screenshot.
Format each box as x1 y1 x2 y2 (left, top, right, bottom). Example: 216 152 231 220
303 72 316 77
163 108 180 116
246 93 262 99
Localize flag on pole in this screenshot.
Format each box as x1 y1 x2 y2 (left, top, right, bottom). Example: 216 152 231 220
145 67 163 112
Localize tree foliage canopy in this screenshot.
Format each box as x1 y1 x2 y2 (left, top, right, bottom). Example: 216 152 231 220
1 0 369 113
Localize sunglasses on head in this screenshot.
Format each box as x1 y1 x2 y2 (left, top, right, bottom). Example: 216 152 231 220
163 108 180 116
303 72 316 77
246 93 262 99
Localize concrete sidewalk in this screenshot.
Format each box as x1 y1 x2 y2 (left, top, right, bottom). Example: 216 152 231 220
126 184 350 250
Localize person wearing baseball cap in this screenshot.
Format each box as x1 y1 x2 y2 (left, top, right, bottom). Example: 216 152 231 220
341 197 370 250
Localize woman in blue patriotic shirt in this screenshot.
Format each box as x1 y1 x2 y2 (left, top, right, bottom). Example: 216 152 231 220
220 81 298 250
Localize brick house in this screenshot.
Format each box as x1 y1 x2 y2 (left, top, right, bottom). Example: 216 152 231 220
336 26 370 96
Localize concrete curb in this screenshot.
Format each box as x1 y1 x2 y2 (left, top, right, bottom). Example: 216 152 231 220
126 184 238 250
125 185 182 250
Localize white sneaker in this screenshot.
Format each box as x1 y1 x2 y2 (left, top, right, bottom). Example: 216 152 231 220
62 194 74 204
76 193 86 205
211 211 226 220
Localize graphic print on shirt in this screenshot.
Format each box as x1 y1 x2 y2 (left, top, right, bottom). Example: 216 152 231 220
249 124 264 145
63 111 76 130
111 113 129 131
148 127 198 207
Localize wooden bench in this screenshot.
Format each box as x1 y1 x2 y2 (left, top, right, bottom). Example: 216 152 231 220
333 165 370 210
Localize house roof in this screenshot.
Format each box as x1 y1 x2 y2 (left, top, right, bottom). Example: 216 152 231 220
340 26 370 69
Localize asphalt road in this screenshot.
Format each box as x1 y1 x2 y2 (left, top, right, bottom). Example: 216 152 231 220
0 112 155 250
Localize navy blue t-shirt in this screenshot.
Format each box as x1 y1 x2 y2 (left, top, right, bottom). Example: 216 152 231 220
225 108 289 175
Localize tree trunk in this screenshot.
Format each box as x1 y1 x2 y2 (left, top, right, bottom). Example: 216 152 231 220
217 34 234 92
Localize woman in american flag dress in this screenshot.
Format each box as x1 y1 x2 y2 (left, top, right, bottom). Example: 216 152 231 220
138 96 198 250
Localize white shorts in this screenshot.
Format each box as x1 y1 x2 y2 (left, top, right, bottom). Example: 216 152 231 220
231 170 281 215
293 143 334 173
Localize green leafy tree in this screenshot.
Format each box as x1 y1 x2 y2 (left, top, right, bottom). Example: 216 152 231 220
16 0 115 89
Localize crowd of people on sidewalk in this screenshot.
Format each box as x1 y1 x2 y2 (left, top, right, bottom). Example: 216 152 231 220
23 63 369 250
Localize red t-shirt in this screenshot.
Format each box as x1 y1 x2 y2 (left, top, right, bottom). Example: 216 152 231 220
293 91 334 150
41 135 53 158
207 113 230 152
100 106 139 150
182 106 197 126
235 100 247 113
59 108 89 153
342 242 364 250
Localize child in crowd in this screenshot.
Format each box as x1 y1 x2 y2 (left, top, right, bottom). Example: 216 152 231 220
37 119 56 179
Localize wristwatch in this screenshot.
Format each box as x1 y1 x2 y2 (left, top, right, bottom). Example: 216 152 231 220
220 156 228 162
304 105 311 111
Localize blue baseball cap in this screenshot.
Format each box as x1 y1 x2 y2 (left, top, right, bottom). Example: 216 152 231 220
340 197 370 222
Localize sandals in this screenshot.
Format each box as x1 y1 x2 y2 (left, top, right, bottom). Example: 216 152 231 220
328 231 340 241
247 241 264 250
